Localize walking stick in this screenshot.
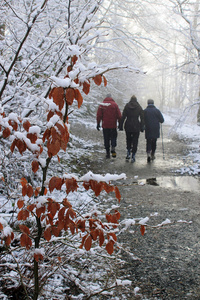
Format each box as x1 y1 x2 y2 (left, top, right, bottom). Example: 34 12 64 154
161 124 165 160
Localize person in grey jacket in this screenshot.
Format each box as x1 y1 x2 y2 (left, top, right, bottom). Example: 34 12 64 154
144 99 164 162
119 95 144 162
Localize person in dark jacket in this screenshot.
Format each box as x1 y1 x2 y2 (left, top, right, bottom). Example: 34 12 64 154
119 95 144 162
96 94 121 158
144 99 164 162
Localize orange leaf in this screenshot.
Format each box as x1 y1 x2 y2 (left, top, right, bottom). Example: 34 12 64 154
27 204 36 212
106 240 114 255
84 235 92 251
65 88 75 105
32 160 39 173
99 230 104 246
36 206 45 218
65 178 78 194
22 184 28 196
27 184 33 198
44 227 51 241
103 182 114 193
34 187 40 196
27 133 37 143
34 253 43 262
49 87 65 110
93 74 102 86
71 55 78 65
19 224 30 235
114 186 121 202
8 120 18 131
63 198 72 208
23 120 31 132
18 209 29 221
140 225 145 236
0 222 3 230
103 75 107 87
49 177 63 192
21 178 28 187
82 81 90 95
47 201 60 217
3 127 11 138
17 199 24 209
20 233 32 249
74 89 83 108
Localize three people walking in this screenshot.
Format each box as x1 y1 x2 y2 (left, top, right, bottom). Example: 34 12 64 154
96 94 164 162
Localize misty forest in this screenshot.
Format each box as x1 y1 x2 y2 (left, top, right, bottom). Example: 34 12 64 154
0 0 200 299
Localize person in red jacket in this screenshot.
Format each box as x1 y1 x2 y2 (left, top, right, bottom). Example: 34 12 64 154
96 94 121 158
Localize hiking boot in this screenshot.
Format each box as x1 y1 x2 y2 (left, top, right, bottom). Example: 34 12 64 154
126 150 131 160
106 152 110 159
147 153 151 163
111 147 116 158
151 153 155 160
131 153 135 163
111 151 116 158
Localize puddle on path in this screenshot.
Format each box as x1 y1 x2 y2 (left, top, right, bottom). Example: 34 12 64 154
137 176 200 193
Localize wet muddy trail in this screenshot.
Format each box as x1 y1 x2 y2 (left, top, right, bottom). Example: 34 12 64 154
71 122 200 299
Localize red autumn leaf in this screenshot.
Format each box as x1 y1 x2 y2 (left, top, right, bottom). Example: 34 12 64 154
90 180 104 196
74 89 83 108
8 120 18 131
99 230 104 246
140 225 145 236
27 204 36 212
16 139 27 154
49 87 65 110
27 184 34 198
27 133 37 143
114 186 121 202
65 178 78 194
68 207 76 219
34 187 40 196
36 206 45 218
18 209 29 221
103 75 107 87
69 222 75 234
22 184 28 196
71 55 78 65
84 235 92 251
79 234 88 249
58 207 66 222
3 127 11 138
0 222 3 230
63 198 72 208
47 201 60 217
5 235 12 246
20 233 32 249
19 224 30 235
32 161 39 173
106 214 112 223
43 227 51 241
77 220 86 233
10 139 16 153
21 177 27 187
114 210 121 220
17 199 24 209
93 74 102 86
23 120 31 132
58 256 62 262
49 176 63 192
82 81 90 95
65 88 75 105
42 128 51 142
108 232 117 242
51 226 60 237
34 253 43 262
103 182 114 193
106 240 114 255
47 139 60 157
90 229 99 241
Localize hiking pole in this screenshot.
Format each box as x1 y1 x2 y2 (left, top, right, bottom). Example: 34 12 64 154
161 124 165 160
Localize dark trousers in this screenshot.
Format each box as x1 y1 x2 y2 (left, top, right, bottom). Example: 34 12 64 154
103 128 117 152
126 131 140 154
146 138 157 154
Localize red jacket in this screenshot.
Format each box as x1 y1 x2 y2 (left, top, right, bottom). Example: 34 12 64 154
97 97 121 128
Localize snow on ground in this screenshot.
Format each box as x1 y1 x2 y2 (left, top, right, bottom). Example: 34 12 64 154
164 111 200 175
